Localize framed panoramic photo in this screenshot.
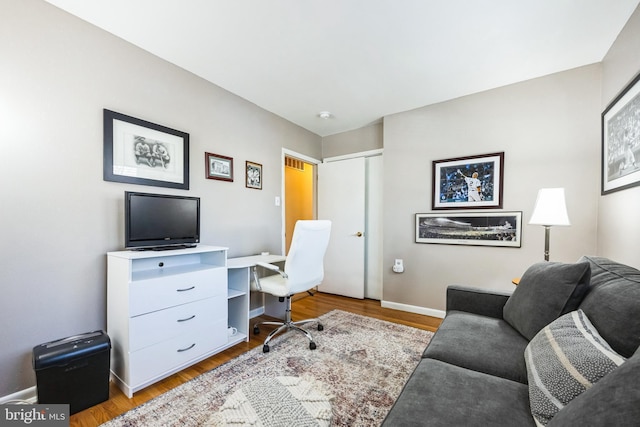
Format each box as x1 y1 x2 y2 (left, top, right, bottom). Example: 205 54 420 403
205 152 233 182
602 72 640 195
103 109 189 189
415 211 522 247
432 152 504 209
246 161 262 189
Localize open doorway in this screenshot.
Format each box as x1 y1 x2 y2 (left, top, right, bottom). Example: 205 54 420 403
283 152 318 253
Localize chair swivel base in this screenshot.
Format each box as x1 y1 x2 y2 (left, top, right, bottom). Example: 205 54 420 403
253 319 323 353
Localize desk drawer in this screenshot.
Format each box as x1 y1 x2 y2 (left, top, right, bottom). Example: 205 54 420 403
129 297 227 351
129 268 226 316
129 318 227 387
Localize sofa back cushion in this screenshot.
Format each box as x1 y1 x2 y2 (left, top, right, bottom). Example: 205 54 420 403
578 256 640 358
503 261 591 340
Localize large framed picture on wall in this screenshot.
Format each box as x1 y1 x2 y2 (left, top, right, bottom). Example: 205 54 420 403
602 72 640 195
432 152 504 209
415 211 522 247
103 109 190 190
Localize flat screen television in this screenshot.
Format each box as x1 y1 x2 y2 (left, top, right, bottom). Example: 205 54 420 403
124 191 200 250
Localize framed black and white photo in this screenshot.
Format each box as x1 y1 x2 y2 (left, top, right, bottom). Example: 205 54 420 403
205 152 233 182
103 109 189 189
415 211 522 247
432 152 504 209
246 161 262 190
602 72 640 195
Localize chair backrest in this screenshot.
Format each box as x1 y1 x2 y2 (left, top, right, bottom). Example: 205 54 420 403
284 220 332 294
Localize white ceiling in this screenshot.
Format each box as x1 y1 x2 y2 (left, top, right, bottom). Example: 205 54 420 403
44 0 639 136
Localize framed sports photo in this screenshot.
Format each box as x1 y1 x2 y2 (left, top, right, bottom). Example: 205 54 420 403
415 211 522 247
602 71 640 195
432 152 504 209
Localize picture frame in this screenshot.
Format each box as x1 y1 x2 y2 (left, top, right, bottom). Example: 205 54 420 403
103 109 189 189
205 152 233 182
601 71 640 195
415 211 522 247
432 152 504 209
246 161 262 190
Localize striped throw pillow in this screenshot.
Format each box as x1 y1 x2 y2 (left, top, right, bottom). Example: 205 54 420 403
524 309 626 426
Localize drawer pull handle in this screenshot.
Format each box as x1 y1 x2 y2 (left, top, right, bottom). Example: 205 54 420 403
177 286 195 292
177 343 196 352
177 315 196 322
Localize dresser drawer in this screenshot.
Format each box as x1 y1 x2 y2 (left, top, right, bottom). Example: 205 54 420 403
129 318 227 387
129 268 226 316
129 297 227 351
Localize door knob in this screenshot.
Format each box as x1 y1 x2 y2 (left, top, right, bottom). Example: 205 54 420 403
355 232 363 237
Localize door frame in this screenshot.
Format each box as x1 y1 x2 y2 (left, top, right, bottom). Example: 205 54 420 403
281 148 321 256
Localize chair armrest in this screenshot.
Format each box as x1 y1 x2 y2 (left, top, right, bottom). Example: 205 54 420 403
446 285 513 319
256 262 288 278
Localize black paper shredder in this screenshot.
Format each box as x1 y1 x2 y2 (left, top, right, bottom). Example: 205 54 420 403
33 330 111 414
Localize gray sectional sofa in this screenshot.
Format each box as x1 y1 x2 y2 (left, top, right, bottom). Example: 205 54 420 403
383 256 640 426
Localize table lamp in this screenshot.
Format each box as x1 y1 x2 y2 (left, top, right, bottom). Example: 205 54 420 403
529 188 570 261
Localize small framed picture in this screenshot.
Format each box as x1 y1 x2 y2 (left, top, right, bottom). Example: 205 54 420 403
246 161 262 190
205 152 233 182
432 152 504 209
602 71 640 195
416 211 522 247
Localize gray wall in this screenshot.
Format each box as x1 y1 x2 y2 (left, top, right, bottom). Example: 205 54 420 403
322 122 383 158
382 64 602 312
0 0 320 396
599 7 640 268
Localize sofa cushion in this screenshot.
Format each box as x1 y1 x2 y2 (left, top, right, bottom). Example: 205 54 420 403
503 261 591 340
382 358 535 427
577 255 640 358
547 346 640 427
423 310 529 383
525 310 626 426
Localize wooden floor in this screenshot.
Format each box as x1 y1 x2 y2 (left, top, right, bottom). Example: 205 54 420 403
70 292 441 427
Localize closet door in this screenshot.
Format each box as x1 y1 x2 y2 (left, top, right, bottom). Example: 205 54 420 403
318 157 366 299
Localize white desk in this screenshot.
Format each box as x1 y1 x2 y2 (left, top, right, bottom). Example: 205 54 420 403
228 254 287 321
227 254 286 269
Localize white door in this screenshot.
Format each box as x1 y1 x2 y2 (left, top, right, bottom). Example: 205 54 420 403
318 157 366 299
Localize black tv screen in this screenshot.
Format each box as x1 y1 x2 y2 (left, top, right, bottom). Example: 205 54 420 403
124 191 200 250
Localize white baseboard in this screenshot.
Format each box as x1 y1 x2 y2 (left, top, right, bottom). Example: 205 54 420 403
0 386 37 404
249 307 265 319
381 300 446 319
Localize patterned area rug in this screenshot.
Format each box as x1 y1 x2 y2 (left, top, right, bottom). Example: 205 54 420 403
101 310 433 426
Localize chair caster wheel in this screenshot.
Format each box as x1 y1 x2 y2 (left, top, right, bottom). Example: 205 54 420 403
263 344 270 353
317 324 324 331
309 341 317 350
253 326 260 335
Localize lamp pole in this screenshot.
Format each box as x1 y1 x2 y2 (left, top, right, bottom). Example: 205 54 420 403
543 225 551 261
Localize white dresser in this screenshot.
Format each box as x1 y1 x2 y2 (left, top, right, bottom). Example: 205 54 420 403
107 245 236 397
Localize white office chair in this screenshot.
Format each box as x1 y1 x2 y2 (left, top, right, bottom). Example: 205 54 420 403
252 220 332 353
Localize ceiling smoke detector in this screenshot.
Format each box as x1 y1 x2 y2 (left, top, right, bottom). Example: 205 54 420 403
318 111 332 119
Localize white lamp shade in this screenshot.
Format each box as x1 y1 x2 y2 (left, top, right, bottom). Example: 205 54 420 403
529 188 570 226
